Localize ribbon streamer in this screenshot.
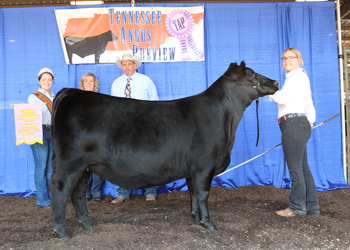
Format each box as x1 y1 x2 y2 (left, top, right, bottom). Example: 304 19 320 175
165 9 204 61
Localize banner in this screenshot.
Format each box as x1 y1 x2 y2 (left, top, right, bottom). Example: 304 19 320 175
13 103 43 145
55 6 204 64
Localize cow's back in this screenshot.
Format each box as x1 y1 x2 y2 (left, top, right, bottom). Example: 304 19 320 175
52 88 232 188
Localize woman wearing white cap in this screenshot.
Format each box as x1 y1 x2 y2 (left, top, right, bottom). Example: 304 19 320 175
27 67 55 208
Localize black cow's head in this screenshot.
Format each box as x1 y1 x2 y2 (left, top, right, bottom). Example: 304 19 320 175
224 61 279 97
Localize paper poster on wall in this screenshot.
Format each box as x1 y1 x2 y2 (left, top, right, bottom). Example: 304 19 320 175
55 6 204 64
13 103 43 145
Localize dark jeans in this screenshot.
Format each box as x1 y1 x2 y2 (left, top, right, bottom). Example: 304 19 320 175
116 187 157 199
30 128 52 207
279 116 319 216
86 173 103 199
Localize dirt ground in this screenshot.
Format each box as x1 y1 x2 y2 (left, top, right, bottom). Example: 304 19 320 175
1 185 350 250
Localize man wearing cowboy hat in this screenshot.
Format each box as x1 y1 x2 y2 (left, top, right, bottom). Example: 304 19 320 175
111 52 159 204
111 52 158 100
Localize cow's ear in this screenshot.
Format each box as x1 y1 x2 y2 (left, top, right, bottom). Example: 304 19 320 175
229 62 238 72
236 61 246 76
227 62 242 80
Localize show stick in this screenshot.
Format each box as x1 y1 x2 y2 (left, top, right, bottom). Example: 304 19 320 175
215 113 340 178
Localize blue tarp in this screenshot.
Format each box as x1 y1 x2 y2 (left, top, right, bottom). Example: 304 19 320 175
0 2 347 198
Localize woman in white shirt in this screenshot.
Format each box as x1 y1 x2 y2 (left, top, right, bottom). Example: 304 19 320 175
27 68 55 208
269 48 319 217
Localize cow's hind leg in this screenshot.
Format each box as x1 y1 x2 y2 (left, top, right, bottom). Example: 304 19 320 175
191 172 217 230
67 51 73 64
51 172 72 239
71 170 93 231
186 178 200 221
50 164 91 239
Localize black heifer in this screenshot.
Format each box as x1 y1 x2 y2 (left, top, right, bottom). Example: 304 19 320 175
50 61 279 239
64 30 117 64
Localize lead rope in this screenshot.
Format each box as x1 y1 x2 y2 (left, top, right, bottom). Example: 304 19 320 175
255 74 261 147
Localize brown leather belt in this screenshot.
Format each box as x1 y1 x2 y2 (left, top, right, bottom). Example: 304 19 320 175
277 113 305 125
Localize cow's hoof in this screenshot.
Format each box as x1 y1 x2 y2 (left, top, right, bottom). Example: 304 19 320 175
79 219 93 230
192 212 200 221
200 221 217 230
83 223 93 231
53 229 71 239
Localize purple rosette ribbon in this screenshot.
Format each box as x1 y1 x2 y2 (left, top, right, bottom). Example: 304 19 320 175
165 9 204 61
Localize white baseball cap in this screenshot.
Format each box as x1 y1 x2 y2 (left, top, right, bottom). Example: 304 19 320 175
38 67 54 78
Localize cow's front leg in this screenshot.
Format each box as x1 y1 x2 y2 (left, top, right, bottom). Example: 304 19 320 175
51 174 71 239
192 174 217 230
95 53 100 64
71 170 93 231
186 178 200 221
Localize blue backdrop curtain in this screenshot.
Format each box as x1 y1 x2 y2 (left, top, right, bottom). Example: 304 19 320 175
0 1 347 197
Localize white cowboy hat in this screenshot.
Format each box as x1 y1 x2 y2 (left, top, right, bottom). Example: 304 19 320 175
38 67 54 78
116 52 142 69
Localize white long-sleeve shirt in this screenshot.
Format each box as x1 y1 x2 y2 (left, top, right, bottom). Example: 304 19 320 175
270 67 316 123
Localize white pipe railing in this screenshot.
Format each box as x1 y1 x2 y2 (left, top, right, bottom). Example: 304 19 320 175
336 0 347 182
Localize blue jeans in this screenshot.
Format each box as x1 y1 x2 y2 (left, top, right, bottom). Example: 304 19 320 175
86 173 103 199
30 128 52 207
280 116 319 216
117 187 157 199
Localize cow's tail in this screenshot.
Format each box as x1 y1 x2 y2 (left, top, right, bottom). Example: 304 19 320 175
51 88 71 171
52 87 71 114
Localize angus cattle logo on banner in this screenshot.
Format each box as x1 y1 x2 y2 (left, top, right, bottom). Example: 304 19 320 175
55 7 204 64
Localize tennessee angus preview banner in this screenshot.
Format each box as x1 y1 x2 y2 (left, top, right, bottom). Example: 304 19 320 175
55 6 204 64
